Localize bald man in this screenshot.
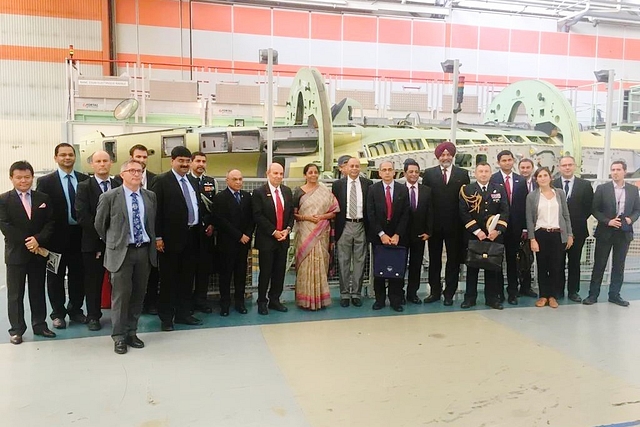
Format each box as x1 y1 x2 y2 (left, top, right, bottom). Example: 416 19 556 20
252 163 294 315
75 150 121 331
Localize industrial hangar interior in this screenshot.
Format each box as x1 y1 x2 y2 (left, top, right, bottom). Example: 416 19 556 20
2 0 640 426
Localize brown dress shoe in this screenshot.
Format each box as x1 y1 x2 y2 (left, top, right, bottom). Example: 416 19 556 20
535 297 548 307
548 297 559 308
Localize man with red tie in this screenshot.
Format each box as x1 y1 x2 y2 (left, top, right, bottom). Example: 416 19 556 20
252 163 294 315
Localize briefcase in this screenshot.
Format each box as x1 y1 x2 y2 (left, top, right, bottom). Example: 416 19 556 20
373 245 407 279
466 240 504 272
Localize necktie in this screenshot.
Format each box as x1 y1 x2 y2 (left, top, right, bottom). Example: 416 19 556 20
442 168 447 184
564 180 570 200
66 174 77 221
234 191 241 204
385 185 393 220
528 180 532 193
20 192 31 219
180 177 196 225
504 175 512 204
101 180 109 193
410 185 417 211
131 193 144 245
274 188 284 230
349 180 357 219
482 185 487 193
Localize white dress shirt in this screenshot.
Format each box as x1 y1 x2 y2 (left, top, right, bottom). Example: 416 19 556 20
346 177 364 219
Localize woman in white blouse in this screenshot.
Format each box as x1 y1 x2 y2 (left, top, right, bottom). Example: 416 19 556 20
526 167 574 308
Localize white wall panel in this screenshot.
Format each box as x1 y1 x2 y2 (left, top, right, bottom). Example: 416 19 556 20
507 52 540 79
116 24 138 54
446 48 479 76
378 43 411 72
411 45 446 73
568 56 599 80
475 50 507 77
537 54 570 80
192 30 233 60
308 39 343 67
0 14 102 50
272 36 311 67
621 60 640 80
342 41 378 69
137 25 183 57
231 33 272 62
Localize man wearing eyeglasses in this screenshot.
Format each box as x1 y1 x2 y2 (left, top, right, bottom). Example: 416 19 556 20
95 159 156 354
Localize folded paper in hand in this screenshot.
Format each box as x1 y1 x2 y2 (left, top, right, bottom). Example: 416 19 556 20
36 248 62 274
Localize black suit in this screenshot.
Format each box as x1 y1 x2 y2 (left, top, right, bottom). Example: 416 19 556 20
490 171 527 298
252 183 294 303
192 173 217 309
75 176 121 321
36 170 89 319
588 182 640 299
151 171 209 323
422 165 470 299
553 176 593 296
405 183 433 299
332 176 373 242
213 188 254 308
367 181 410 307
0 190 55 336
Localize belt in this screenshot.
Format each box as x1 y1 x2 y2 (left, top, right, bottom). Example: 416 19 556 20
540 228 561 233
128 242 150 248
346 218 363 223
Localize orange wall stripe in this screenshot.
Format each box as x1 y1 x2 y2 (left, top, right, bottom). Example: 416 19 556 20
479 26 509 52
413 21 445 47
192 3 231 32
597 35 624 60
540 31 568 56
101 0 111 75
450 24 478 49
1 45 103 63
343 15 376 43
234 6 271 36
378 17 411 45
310 13 342 41
509 29 539 54
569 33 596 57
624 39 640 61
273 9 309 38
115 0 136 25
0 0 103 21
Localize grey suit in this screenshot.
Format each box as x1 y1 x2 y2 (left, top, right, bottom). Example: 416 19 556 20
95 186 157 341
526 189 573 244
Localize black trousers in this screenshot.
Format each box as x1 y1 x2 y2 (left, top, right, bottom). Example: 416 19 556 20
500 230 520 297
143 266 159 308
373 277 403 306
589 232 631 299
47 225 84 319
561 234 587 295
83 252 105 321
534 230 564 299
193 233 214 307
219 247 250 307
406 240 426 298
158 228 199 322
427 231 462 299
465 266 501 304
257 244 287 303
7 258 47 336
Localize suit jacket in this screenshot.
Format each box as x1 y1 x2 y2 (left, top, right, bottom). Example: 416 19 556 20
36 170 89 252
407 183 434 242
553 177 593 240
213 188 254 252
366 181 411 247
252 183 294 251
592 182 640 242
143 170 157 190
75 176 122 253
332 176 373 242
0 190 55 265
94 186 157 272
490 171 527 234
422 165 470 234
526 188 573 244
150 171 211 252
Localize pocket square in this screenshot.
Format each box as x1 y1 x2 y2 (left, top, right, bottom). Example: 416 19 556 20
38 203 46 208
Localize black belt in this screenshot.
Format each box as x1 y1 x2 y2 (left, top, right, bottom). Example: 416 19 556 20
539 228 561 233
128 242 150 248
346 218 363 223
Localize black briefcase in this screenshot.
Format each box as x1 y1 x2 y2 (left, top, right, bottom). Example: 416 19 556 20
373 245 407 279
466 240 504 271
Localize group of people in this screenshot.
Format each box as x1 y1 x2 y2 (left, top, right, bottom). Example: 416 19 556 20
1 141 638 353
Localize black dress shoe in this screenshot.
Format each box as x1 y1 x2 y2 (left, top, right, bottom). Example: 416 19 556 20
461 299 476 309
340 299 350 307
498 294 505 303
268 301 288 312
258 302 269 315
52 317 66 329
391 304 404 312
143 305 159 315
175 315 203 325
423 294 441 304
443 298 454 306
485 301 504 310
10 335 22 345
114 340 127 354
161 321 174 331
220 306 230 317
582 296 597 305
401 297 407 305
126 335 145 348
194 305 213 314
87 319 101 331
235 304 248 314
608 295 630 307
519 289 538 298
351 298 363 307
507 295 518 305
372 301 385 310
34 328 56 338
568 293 582 303
69 313 88 324
406 295 422 304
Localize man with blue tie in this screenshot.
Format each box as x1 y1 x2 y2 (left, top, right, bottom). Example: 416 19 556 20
36 143 89 329
95 159 157 354
75 151 122 331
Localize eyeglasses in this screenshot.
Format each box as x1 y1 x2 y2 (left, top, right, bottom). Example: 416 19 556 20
123 169 144 175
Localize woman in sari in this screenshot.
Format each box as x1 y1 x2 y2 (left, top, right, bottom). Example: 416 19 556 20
293 164 340 310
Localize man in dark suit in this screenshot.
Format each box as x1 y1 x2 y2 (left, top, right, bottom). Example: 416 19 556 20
152 146 209 330
95 159 157 354
36 143 89 329
75 150 122 331
0 161 57 344
252 162 294 315
490 150 527 305
517 158 537 298
332 156 373 307
213 169 254 316
422 141 470 306
403 159 433 304
553 155 594 302
367 161 411 311
584 160 640 307
459 162 509 310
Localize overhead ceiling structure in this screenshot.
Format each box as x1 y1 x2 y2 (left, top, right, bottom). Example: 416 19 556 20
213 0 640 29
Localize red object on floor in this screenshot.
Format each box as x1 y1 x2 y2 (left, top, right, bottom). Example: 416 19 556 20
101 270 112 309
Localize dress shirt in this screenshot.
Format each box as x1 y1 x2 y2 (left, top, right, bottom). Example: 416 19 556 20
562 176 575 199
378 181 395 237
171 169 199 226
267 182 287 225
346 177 364 219
440 166 450 184
535 190 560 230
123 186 151 244
95 176 111 192
614 182 626 215
405 182 419 202
141 170 148 189
57 168 78 225
15 189 31 215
